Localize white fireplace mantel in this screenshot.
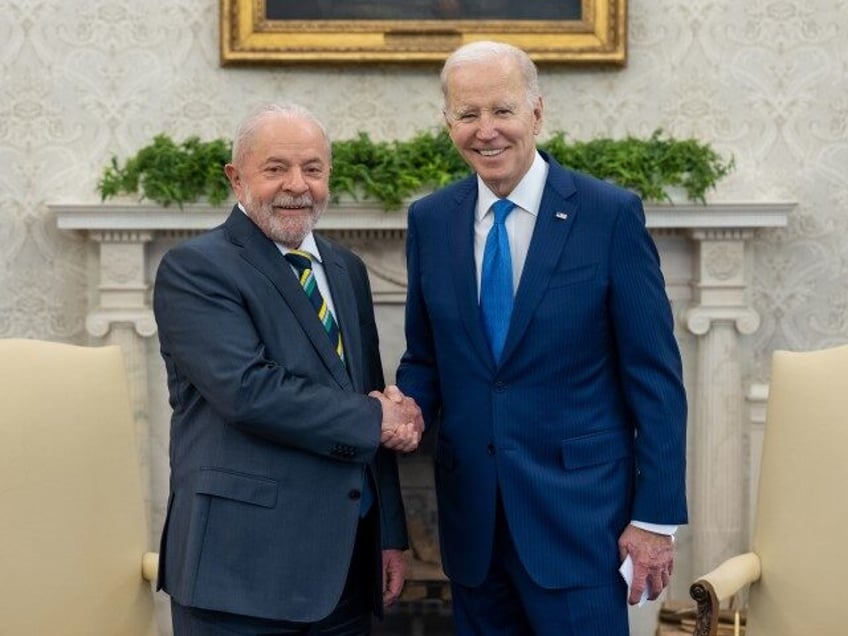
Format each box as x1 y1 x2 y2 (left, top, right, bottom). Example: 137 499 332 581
54 201 791 232
54 200 794 601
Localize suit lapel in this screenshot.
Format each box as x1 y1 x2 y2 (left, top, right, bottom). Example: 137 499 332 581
500 162 578 366
447 182 496 370
225 209 353 391
316 236 365 393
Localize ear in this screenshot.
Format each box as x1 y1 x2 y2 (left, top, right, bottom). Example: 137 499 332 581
442 110 453 131
224 164 242 195
532 97 544 136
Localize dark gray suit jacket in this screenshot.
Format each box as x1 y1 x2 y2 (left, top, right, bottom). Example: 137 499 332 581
154 207 407 621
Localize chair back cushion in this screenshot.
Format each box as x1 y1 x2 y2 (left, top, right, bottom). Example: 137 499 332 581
0 339 154 635
748 345 848 634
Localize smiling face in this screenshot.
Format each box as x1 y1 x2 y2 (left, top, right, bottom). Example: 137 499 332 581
225 113 330 248
443 54 543 198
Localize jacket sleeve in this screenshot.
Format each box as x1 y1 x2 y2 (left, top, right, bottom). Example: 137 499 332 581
395 202 443 427
154 242 383 463
608 195 688 524
346 250 410 550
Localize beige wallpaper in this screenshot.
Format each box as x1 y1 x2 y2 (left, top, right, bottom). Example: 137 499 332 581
3 0 847 380
2 1 847 633
1 0 846 363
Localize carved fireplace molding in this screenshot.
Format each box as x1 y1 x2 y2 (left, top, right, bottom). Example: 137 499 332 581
54 200 793 593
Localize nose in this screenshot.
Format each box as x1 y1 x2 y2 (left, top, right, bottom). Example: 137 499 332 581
474 112 498 140
282 167 308 193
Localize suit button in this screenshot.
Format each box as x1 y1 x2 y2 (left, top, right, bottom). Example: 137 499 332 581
348 489 362 501
487 443 496 456
494 381 506 392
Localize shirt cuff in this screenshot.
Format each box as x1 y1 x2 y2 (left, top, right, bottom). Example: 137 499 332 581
630 520 677 537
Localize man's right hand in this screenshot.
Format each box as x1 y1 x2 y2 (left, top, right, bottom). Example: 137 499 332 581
370 385 424 453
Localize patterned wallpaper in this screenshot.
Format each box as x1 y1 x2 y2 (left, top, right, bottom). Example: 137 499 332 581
1 0 847 370
2 1 846 633
3 0 847 380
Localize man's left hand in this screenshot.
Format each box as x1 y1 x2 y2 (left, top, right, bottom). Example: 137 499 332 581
382 549 407 607
618 524 674 605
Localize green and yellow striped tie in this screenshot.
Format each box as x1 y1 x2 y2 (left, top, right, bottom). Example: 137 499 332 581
284 250 345 363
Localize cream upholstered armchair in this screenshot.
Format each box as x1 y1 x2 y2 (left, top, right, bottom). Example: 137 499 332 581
689 345 848 635
0 339 159 635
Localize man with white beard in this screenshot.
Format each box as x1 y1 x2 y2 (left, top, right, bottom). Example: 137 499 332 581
153 102 423 635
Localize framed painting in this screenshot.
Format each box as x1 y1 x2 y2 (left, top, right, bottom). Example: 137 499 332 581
220 0 627 65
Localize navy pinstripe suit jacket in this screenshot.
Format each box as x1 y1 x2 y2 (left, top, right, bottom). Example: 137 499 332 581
397 153 687 588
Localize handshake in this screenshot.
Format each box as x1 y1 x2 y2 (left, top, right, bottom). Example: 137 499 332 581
369 385 424 453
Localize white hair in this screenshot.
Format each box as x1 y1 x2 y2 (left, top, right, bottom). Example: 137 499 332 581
440 40 541 109
231 102 332 167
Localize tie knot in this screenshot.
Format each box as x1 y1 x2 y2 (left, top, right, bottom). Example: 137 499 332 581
284 249 312 273
491 199 514 225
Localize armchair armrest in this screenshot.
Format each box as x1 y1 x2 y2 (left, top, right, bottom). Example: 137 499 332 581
142 552 159 582
689 552 761 636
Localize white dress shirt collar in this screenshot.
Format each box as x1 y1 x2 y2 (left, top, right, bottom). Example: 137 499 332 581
475 151 548 219
280 232 322 263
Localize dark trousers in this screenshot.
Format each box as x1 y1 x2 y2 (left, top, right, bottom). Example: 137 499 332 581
171 514 377 636
450 496 629 636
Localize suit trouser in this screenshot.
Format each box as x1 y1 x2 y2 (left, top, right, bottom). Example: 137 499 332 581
170 512 377 636
450 494 629 636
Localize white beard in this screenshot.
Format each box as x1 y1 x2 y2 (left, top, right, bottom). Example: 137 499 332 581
242 186 327 248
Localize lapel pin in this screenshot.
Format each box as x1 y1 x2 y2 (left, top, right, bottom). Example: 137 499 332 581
555 211 569 220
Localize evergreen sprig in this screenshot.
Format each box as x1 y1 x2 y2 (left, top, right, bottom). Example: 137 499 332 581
330 130 469 209
98 134 232 207
540 130 734 204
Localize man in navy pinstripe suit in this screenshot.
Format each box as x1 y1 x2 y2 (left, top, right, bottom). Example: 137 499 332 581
396 41 688 635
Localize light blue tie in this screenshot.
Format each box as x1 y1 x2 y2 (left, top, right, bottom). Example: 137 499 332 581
480 199 515 362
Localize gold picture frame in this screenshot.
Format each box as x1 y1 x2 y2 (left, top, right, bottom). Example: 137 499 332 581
220 0 627 65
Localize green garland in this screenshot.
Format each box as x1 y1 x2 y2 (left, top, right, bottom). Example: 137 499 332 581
98 129 733 210
98 135 232 207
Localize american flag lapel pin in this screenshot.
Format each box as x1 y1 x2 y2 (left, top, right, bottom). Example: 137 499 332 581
555 211 569 220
